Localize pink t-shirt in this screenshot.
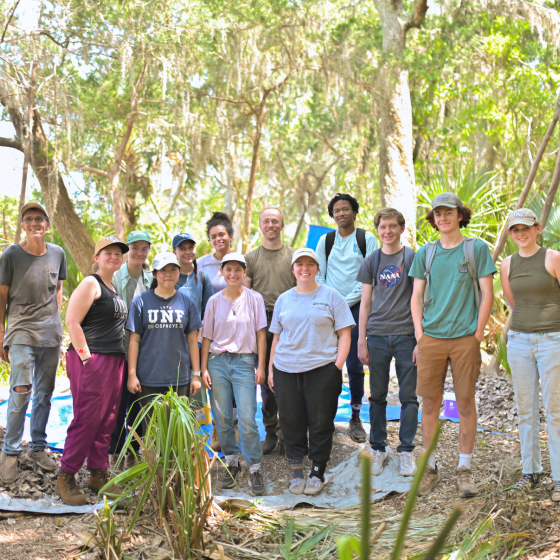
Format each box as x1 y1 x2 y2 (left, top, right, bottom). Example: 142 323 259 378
202 288 267 354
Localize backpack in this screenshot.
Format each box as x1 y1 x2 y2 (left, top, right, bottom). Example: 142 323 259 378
369 246 416 287
423 237 480 309
325 228 367 279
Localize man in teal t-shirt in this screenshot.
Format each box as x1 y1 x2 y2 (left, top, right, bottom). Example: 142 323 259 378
409 193 496 498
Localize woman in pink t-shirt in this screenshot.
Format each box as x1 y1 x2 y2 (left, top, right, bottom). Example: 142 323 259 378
201 253 267 496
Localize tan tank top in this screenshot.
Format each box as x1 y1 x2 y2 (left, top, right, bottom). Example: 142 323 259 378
510 247 560 333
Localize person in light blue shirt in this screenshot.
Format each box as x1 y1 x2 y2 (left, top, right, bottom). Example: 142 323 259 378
315 193 378 443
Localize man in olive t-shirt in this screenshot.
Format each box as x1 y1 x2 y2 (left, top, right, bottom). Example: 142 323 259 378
243 207 295 454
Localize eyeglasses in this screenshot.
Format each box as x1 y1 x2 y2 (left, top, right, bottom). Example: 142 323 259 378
23 216 46 225
332 207 351 215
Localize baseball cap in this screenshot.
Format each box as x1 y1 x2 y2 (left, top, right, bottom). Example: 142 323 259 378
507 208 539 230
126 230 151 245
152 252 180 270
431 192 463 209
291 248 320 266
172 232 196 249
221 252 247 267
21 202 49 220
95 236 129 255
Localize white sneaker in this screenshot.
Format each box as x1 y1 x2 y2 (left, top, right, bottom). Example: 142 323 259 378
289 477 306 495
371 450 388 476
399 452 417 477
303 476 324 496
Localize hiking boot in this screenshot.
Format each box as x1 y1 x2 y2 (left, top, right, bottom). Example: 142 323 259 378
371 450 388 476
56 471 87 506
109 454 119 470
210 422 221 453
26 449 58 472
399 452 417 477
289 477 306 495
0 452 19 484
418 466 440 496
348 417 367 443
456 467 478 497
124 453 137 470
261 435 278 455
220 463 241 489
88 469 123 498
303 476 325 496
248 470 266 496
552 481 560 502
509 473 539 494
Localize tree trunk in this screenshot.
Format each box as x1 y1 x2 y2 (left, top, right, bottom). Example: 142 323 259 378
373 0 428 246
0 84 95 274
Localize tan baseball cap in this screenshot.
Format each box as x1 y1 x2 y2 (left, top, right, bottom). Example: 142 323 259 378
221 252 247 267
292 248 320 265
95 236 129 255
21 202 49 220
431 192 463 209
507 208 539 230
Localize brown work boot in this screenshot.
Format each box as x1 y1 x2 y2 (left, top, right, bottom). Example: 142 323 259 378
27 449 57 472
210 422 221 453
88 469 123 498
456 466 479 497
0 452 19 484
418 466 440 496
124 453 137 470
56 470 87 506
109 454 119 470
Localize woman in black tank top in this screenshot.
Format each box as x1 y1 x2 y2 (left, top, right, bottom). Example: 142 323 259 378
56 236 129 506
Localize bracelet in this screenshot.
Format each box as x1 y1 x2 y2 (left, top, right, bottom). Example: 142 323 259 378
192 371 201 377
75 347 89 354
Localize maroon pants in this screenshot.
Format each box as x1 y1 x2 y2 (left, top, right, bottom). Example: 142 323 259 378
61 350 125 474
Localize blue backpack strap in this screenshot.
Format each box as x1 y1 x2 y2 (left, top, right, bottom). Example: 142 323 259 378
462 237 480 308
423 241 438 308
369 248 381 287
403 246 415 276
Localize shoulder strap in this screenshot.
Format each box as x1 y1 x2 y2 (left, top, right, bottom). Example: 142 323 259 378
462 237 480 308
199 270 207 290
423 241 438 308
403 246 415 275
356 228 367 258
369 249 381 287
325 231 336 262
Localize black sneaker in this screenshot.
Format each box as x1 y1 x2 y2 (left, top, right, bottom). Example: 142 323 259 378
220 463 241 489
348 417 367 443
249 470 266 496
261 435 278 455
510 473 539 493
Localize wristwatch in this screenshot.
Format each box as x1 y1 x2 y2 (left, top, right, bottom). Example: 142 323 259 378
192 371 201 377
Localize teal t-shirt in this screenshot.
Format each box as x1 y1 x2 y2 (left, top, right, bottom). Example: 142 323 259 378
408 239 497 339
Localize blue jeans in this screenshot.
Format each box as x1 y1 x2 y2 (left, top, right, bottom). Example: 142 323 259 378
507 331 560 481
208 352 262 467
347 303 365 409
368 335 418 453
3 345 61 455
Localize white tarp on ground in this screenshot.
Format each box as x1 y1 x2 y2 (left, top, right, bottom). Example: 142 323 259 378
216 447 412 510
0 492 105 514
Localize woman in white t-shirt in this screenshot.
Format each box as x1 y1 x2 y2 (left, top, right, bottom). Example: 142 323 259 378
269 248 355 496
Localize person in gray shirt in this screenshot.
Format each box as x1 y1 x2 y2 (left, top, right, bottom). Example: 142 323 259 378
0 202 67 484
356 208 419 480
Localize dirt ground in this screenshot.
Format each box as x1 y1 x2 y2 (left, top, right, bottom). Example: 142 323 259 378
1 419 558 560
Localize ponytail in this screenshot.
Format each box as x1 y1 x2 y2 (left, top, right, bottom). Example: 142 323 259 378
193 259 199 284
150 274 158 290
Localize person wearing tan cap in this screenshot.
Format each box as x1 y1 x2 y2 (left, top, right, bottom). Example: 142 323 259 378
0 202 67 485
409 193 497 498
56 236 129 506
500 208 560 502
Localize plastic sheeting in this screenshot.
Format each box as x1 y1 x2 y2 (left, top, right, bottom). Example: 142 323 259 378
0 492 105 514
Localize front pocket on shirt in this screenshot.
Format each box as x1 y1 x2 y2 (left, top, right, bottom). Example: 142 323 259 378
48 271 58 293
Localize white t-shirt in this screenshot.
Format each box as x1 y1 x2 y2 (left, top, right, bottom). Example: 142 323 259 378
270 284 355 373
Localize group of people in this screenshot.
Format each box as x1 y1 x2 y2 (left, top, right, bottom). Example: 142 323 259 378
0 194 558 505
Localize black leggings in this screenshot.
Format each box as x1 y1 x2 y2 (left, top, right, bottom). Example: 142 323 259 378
273 362 342 466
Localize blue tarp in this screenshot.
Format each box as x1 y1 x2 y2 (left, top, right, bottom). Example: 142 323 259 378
306 224 334 250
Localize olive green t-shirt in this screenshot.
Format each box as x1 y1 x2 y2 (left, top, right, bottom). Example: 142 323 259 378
245 244 296 311
408 239 497 339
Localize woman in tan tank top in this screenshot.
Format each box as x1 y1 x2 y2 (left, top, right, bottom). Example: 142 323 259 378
501 208 560 502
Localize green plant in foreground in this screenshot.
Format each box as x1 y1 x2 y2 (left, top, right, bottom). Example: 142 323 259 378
94 497 131 560
337 423 461 560
101 389 215 559
280 517 332 560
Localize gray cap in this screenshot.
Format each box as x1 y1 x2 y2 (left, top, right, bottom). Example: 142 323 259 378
431 192 463 210
507 208 539 230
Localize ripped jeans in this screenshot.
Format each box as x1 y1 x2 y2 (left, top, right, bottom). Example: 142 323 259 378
2 345 60 455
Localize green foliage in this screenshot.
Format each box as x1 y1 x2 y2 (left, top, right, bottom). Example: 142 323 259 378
494 332 512 375
280 517 332 560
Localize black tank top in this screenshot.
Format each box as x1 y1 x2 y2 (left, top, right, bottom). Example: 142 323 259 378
70 274 128 354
